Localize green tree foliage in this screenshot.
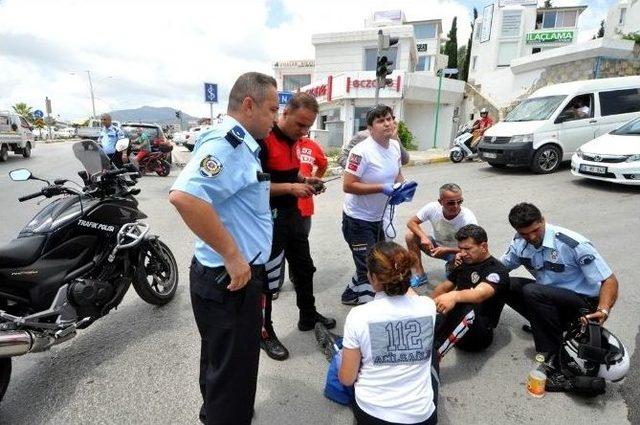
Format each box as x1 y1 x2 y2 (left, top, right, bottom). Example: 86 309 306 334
11 103 34 123
460 8 478 82
396 121 417 150
596 20 605 38
444 17 459 76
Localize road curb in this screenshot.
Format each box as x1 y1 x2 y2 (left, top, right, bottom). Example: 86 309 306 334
324 154 450 176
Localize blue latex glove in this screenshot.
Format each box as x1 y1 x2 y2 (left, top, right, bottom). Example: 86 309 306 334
389 181 418 205
382 183 396 196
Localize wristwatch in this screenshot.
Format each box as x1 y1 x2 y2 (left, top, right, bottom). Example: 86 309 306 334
597 307 609 318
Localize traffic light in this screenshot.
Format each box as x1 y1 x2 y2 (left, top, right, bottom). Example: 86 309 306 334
376 56 393 80
175 111 181 119
376 30 398 83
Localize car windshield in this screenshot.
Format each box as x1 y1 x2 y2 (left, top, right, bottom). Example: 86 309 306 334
72 140 111 176
611 117 640 136
122 125 160 140
504 95 566 122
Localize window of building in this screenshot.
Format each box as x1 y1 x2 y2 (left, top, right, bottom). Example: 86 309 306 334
599 89 640 116
542 10 578 29
474 21 483 41
417 43 428 52
619 8 627 25
354 107 370 133
497 41 518 67
282 74 311 92
532 47 542 54
471 55 478 71
364 47 397 71
416 55 433 71
542 11 556 28
413 23 437 39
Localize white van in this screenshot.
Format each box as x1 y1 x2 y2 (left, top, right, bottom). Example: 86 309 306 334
0 111 35 162
477 76 640 173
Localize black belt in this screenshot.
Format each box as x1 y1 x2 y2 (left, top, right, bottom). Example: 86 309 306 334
191 257 264 285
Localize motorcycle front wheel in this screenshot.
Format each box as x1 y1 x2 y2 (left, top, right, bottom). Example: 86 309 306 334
156 160 171 177
0 357 11 402
133 239 178 305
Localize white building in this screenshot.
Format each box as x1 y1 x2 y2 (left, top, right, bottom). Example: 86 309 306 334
468 1 587 107
605 0 640 38
273 59 314 93
274 10 465 150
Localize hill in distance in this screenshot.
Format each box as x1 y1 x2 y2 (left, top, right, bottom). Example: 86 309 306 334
108 106 199 126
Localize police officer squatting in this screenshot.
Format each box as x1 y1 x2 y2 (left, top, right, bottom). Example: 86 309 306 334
168 72 628 423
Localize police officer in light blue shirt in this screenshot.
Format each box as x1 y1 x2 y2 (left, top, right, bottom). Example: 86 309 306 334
169 72 279 425
98 113 125 167
498 203 618 386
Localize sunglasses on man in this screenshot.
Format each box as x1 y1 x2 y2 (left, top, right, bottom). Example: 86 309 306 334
443 199 464 206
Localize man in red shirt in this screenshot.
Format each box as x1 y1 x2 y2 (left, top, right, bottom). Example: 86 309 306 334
259 93 336 361
297 137 328 225
471 108 494 147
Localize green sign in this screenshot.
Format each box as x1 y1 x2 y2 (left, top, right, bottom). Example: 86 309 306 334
526 30 574 44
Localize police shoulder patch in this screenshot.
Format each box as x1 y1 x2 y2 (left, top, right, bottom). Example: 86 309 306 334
224 125 245 148
199 155 223 177
578 254 595 265
485 273 501 284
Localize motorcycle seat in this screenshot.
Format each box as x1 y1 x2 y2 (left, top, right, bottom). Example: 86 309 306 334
0 235 47 268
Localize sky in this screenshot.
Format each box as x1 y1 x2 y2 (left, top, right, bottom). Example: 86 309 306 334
0 0 617 122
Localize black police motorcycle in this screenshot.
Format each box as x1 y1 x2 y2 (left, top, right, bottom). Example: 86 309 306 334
0 140 178 402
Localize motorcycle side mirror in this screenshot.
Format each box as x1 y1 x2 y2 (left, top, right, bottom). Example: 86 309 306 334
115 138 130 152
9 168 32 181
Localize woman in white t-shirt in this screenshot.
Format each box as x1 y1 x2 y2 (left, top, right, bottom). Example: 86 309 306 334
339 241 438 425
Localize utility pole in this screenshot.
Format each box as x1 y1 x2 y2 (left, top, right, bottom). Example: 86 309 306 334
86 71 96 119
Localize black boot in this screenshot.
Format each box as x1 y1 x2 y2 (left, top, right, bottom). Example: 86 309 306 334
298 311 337 331
260 330 289 361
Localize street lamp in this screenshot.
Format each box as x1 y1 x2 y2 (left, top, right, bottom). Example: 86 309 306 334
432 67 458 149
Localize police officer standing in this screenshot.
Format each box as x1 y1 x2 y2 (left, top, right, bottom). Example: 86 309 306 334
499 202 619 390
98 113 125 167
259 93 336 361
169 72 279 424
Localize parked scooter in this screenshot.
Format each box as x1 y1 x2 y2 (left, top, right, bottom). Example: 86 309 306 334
449 121 477 163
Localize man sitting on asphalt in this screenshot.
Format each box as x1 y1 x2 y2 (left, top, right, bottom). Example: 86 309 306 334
431 224 509 361
405 183 478 287
499 202 618 391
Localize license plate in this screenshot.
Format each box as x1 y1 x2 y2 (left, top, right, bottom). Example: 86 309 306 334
483 152 497 159
580 164 607 174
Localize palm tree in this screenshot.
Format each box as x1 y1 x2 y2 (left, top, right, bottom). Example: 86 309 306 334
11 103 35 123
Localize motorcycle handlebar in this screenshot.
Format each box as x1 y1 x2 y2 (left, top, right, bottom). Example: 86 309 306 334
18 191 43 202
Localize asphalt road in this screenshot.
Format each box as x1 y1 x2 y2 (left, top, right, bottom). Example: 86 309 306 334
0 141 638 424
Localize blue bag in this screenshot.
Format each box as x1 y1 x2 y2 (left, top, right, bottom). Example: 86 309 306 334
323 351 354 405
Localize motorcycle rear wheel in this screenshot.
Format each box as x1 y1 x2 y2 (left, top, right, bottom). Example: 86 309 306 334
450 149 465 163
133 239 178 305
0 357 11 402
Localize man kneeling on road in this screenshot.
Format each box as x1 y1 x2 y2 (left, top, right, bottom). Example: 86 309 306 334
432 224 509 360
499 202 618 391
405 183 477 287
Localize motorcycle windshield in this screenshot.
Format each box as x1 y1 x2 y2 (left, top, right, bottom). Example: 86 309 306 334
20 196 100 234
73 140 111 176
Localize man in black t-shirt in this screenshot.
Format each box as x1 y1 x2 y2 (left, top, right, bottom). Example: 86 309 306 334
431 224 509 361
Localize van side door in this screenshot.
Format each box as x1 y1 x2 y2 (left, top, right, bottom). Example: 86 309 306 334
555 93 596 158
595 88 640 138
